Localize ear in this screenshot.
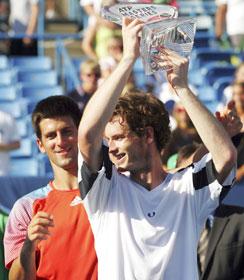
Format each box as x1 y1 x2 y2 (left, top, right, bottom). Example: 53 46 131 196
144 127 155 145
36 138 46 154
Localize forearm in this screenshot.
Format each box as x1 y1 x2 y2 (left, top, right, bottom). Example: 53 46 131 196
0 141 20 151
9 240 36 280
176 87 236 177
83 4 95 17
81 25 98 60
26 4 39 35
215 4 227 38
80 57 134 142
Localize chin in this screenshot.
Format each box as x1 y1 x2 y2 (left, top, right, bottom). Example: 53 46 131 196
117 166 128 173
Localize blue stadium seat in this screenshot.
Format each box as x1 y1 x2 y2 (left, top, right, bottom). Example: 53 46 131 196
10 137 38 158
38 154 53 177
72 57 86 73
0 99 28 118
10 56 52 71
202 100 220 114
10 158 40 176
191 48 238 69
24 85 63 114
197 86 217 103
18 70 58 86
213 76 233 102
0 69 18 86
178 1 216 16
0 85 22 101
22 85 63 101
202 63 235 86
193 33 215 48
0 55 9 69
16 117 30 138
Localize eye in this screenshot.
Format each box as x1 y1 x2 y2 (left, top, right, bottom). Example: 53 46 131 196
114 135 124 141
62 128 74 136
46 133 56 140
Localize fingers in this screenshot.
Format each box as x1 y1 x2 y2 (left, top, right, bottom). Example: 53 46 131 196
122 17 144 27
227 100 235 110
28 212 54 244
122 17 144 61
216 103 243 136
122 17 144 36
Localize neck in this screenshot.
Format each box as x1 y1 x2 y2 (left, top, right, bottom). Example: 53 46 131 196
52 166 78 190
130 154 167 191
83 83 97 94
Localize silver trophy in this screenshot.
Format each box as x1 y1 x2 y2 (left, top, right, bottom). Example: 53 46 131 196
101 1 196 75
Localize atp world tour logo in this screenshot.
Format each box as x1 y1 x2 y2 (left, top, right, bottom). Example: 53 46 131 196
102 3 177 25
102 2 196 75
118 5 160 17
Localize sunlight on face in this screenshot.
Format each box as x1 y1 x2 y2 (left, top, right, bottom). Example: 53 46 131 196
37 116 78 171
104 116 149 172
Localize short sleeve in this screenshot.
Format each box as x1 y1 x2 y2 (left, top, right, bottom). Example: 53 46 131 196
4 198 33 268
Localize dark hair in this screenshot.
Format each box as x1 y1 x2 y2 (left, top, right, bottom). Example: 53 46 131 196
32 95 82 139
113 91 171 151
176 143 200 168
232 81 244 88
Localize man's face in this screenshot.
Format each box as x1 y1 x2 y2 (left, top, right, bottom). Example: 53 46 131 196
37 116 78 171
236 65 244 82
104 116 149 173
233 84 244 109
81 68 100 86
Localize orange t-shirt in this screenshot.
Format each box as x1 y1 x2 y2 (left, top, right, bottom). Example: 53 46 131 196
4 182 97 279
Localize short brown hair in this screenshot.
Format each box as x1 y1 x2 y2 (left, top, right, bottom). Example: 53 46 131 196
113 91 171 151
80 59 101 76
32 95 82 139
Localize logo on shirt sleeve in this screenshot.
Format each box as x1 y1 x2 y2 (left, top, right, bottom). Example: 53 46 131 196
70 196 83 206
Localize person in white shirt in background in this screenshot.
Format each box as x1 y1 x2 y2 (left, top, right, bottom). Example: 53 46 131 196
215 0 244 50
0 110 20 176
8 0 39 55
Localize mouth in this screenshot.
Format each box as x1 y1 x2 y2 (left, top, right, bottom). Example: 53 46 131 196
56 148 71 155
114 153 126 163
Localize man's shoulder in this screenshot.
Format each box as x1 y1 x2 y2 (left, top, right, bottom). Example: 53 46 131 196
215 204 244 220
13 184 51 211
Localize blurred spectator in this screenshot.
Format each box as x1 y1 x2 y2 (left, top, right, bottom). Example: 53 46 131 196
173 109 243 280
161 101 202 167
153 0 178 8
232 82 244 129
232 82 244 182
68 59 101 113
99 34 123 81
81 0 121 60
8 0 39 56
222 62 244 105
0 110 20 176
215 0 244 51
0 0 9 31
175 138 244 279
45 0 57 19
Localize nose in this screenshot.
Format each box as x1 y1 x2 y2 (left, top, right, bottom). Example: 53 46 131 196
56 133 66 147
108 140 117 154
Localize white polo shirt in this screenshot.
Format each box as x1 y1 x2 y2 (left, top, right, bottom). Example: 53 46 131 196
79 150 235 280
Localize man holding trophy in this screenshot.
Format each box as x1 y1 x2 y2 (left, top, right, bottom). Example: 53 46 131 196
78 4 237 279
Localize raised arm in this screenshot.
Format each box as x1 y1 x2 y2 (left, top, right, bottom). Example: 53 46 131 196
158 50 237 183
78 18 143 172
